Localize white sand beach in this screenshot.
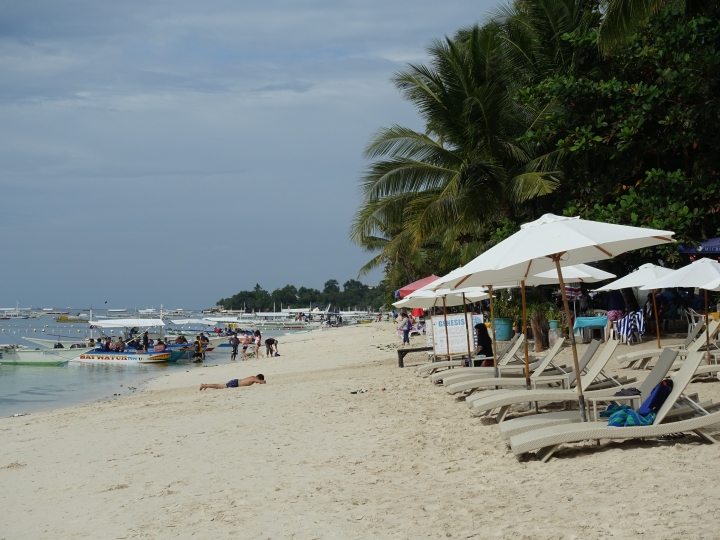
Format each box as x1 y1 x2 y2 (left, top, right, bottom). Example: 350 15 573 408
3 324 720 539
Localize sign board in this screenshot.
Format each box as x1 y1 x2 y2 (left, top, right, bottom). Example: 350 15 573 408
432 313 484 356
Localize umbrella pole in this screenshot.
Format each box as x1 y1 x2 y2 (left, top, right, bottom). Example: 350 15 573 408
553 256 587 422
442 297 450 360
462 293 473 366
487 285 498 378
706 289 711 365
521 281 530 390
652 289 661 349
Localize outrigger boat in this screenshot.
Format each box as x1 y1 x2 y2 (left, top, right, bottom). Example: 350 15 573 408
0 344 94 366
78 318 176 364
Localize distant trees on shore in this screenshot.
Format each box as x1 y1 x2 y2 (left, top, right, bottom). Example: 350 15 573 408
216 279 387 312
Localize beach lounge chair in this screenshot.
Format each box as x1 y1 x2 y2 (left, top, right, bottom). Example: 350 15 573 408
468 341 670 423
496 340 680 439
415 334 523 377
616 320 719 369
443 338 567 395
432 337 561 386
509 352 720 462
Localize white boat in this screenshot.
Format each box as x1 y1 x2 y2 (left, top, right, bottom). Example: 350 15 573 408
0 344 93 366
23 337 91 349
0 301 31 319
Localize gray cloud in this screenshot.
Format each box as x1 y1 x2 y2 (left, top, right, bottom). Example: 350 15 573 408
0 0 498 308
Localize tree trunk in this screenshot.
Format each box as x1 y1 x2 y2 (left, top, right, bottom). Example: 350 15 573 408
531 309 550 353
621 287 640 312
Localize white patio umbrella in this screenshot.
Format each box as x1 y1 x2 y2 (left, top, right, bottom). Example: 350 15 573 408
433 214 675 421
594 263 675 348
532 264 616 318
394 285 490 360
641 258 720 362
532 263 616 283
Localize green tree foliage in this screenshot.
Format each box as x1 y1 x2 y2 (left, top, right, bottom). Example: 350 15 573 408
520 5 720 271
217 280 386 311
353 0 720 285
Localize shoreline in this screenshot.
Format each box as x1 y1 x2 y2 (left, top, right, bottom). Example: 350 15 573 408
4 323 720 539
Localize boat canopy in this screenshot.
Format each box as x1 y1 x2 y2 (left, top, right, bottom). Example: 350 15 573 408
170 319 215 325
90 318 165 328
203 317 240 323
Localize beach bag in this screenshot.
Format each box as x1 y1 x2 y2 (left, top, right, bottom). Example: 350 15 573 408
638 379 673 416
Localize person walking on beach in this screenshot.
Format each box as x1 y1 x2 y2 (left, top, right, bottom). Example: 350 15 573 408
199 374 265 390
265 337 279 357
241 332 251 360
400 312 412 346
229 333 240 361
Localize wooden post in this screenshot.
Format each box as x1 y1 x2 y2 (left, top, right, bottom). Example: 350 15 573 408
442 296 450 360
706 289 711 365
553 255 587 422
521 280 530 390
487 285 498 378
652 289 661 349
462 293 473 366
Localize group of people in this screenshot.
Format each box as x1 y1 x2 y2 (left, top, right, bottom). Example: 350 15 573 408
227 330 279 361
84 333 169 353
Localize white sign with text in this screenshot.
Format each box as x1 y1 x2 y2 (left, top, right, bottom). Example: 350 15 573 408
432 313 484 356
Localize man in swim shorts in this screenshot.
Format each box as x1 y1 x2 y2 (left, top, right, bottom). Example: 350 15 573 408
199 374 265 390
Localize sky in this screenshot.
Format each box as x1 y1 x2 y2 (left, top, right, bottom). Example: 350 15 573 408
0 0 498 310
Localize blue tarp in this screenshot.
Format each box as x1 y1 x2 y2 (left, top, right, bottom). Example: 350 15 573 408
679 238 720 253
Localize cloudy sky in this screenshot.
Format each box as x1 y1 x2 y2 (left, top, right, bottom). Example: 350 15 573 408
1 0 497 310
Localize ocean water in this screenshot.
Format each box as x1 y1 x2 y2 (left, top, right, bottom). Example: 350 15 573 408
0 316 284 416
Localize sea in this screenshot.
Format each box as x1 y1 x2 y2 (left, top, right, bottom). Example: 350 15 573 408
0 315 285 416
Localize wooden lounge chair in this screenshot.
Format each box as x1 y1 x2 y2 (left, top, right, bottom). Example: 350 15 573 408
509 352 720 462
415 334 523 377
443 338 567 395
468 341 669 423
616 320 719 369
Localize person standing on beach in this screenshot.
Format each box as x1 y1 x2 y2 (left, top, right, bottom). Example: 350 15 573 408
400 312 412 346
199 333 210 360
199 374 265 390
230 333 240 361
142 330 149 352
265 337 279 357
193 336 203 363
254 330 262 357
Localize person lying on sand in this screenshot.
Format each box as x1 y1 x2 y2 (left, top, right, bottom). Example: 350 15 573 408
199 374 265 390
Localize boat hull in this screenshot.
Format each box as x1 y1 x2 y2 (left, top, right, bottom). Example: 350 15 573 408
73 351 171 364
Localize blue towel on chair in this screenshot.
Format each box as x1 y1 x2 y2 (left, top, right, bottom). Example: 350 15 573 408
601 404 656 427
